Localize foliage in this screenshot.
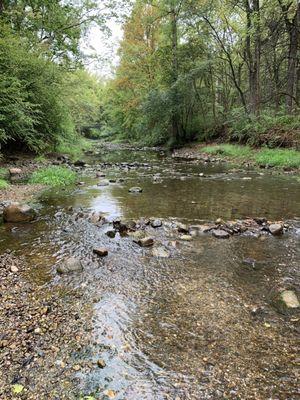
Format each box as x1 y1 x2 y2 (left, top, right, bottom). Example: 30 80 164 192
55 137 92 160
0 2 115 154
103 0 300 147
30 166 76 186
0 178 9 189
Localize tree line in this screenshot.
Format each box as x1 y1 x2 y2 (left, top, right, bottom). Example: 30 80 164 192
0 0 111 153
103 0 300 148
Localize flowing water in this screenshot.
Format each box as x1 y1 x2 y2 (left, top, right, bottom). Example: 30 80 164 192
0 143 299 399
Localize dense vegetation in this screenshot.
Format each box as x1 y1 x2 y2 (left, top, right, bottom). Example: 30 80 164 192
0 0 106 154
104 0 300 148
0 1 299 154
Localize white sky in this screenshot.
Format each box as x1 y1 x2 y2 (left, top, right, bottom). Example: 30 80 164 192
81 20 123 77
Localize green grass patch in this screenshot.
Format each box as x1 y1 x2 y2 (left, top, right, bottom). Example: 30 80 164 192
255 148 300 168
201 143 300 169
201 144 253 159
29 166 76 186
0 178 9 189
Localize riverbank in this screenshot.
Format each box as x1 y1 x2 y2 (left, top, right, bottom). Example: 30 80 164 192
173 143 300 172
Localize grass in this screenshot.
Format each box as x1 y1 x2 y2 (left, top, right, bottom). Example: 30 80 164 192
201 144 253 159
201 144 300 169
29 166 76 186
0 178 9 189
255 148 300 168
0 167 8 179
55 137 92 160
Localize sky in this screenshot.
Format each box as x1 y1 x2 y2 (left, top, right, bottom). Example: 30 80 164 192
81 20 123 77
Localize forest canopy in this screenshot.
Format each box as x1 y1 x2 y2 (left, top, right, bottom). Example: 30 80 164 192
0 0 299 152
104 0 300 148
0 0 109 152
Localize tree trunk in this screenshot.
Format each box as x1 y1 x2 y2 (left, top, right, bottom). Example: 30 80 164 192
278 0 300 113
286 3 300 113
245 0 261 115
170 3 180 144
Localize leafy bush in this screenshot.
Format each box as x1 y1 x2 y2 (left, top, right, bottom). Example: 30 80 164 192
30 166 76 186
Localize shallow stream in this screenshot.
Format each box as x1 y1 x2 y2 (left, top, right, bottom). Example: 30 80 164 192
0 143 299 399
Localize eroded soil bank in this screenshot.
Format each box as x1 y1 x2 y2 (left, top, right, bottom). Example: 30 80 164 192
0 142 299 400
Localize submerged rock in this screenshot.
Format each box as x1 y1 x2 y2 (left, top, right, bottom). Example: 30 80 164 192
129 187 143 193
151 219 162 228
56 257 83 274
269 223 283 236
134 237 154 247
180 235 192 241
93 248 108 257
3 203 36 223
152 246 170 258
212 229 230 239
177 223 189 234
106 230 116 238
98 180 110 187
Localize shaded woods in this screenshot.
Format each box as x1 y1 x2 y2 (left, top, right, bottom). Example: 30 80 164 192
103 0 300 148
0 1 299 153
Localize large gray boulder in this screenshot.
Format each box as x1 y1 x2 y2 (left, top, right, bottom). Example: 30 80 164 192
56 257 83 274
3 203 36 223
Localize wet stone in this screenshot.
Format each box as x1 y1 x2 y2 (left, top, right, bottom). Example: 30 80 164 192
97 359 106 368
269 223 283 236
151 219 162 228
93 248 108 257
212 229 230 239
106 230 116 238
129 187 143 193
177 223 189 233
134 237 154 247
56 257 83 274
3 203 36 223
273 290 300 314
98 180 110 187
152 247 170 258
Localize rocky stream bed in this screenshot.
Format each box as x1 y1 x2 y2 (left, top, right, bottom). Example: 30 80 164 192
0 142 299 399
